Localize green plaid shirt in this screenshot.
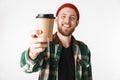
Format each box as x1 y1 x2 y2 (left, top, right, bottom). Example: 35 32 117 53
20 32 92 80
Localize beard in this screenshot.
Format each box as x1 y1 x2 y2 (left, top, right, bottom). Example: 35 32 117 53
58 25 75 36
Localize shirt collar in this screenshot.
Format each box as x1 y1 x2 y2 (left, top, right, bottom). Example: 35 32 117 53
52 32 79 45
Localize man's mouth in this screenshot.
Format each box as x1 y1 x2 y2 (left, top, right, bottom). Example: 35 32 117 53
63 24 70 29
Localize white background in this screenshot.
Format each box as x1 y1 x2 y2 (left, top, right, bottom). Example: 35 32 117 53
0 0 120 80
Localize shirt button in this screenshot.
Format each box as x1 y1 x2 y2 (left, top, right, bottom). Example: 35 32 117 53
53 65 55 67
55 59 58 61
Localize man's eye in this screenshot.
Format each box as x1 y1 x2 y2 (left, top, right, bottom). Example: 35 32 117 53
61 16 65 19
70 17 76 20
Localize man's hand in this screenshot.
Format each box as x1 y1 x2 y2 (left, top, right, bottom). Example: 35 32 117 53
29 29 49 59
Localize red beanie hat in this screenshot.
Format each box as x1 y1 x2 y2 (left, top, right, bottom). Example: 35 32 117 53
56 3 80 20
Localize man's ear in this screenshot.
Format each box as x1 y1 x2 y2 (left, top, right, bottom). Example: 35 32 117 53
54 17 58 23
76 20 79 27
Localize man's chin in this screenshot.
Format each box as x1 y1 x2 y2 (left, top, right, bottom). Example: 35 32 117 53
61 32 72 36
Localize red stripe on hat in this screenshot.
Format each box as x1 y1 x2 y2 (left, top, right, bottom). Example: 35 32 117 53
56 3 80 20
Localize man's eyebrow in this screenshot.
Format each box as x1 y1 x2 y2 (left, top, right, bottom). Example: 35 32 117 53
59 13 66 15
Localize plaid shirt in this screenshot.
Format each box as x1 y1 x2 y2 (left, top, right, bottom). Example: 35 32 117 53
20 32 92 80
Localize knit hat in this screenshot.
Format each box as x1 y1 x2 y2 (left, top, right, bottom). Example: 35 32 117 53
56 3 80 20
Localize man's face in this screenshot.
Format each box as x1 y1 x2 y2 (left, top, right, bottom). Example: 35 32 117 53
56 7 79 36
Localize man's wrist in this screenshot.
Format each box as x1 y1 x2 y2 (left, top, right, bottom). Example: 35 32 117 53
29 49 38 60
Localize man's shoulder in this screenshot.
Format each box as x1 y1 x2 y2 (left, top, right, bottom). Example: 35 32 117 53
77 40 88 47
76 40 90 53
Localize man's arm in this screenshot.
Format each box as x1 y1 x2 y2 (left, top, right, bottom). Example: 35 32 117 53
20 48 46 73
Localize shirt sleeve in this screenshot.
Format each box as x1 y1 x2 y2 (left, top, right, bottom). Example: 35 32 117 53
78 41 93 80
80 49 92 80
20 48 46 73
86 50 93 80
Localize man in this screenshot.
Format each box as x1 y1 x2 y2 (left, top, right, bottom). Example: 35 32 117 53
20 3 92 80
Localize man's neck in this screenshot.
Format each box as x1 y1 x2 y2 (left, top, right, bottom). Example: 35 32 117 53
57 32 72 48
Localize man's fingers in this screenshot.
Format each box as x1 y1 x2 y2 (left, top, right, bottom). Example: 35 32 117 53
31 43 48 48
30 37 49 44
31 29 43 38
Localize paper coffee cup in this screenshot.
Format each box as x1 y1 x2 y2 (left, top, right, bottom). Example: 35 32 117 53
36 14 55 40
